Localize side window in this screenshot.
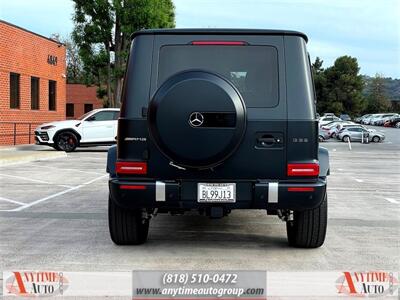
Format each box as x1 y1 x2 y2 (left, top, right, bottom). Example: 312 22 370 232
113 111 120 120
89 111 115 121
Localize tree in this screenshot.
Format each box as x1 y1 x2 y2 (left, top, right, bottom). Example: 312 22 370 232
323 56 366 116
50 33 87 84
64 35 86 83
72 0 175 107
366 74 391 113
312 57 328 113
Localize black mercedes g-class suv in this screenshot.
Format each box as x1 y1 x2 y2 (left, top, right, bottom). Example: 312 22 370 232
107 29 330 248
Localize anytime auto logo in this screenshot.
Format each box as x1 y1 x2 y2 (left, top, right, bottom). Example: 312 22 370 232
5 271 69 297
336 271 398 297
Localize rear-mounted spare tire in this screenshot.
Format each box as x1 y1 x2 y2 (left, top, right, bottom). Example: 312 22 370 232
148 70 246 169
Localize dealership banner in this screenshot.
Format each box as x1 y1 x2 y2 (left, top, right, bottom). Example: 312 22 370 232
132 271 266 299
2 271 398 298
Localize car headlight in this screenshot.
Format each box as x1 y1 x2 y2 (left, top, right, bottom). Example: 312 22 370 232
41 125 56 130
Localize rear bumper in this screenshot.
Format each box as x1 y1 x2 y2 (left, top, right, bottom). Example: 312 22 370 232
109 178 327 211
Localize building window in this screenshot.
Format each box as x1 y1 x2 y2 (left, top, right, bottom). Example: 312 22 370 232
49 80 57 111
31 77 40 110
66 103 74 117
84 103 93 113
10 73 20 109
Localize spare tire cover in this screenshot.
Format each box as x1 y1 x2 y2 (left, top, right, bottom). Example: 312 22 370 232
148 70 246 169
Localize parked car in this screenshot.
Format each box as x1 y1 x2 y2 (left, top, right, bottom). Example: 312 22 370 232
384 116 400 128
337 127 385 143
368 114 385 125
339 114 351 121
107 28 330 248
362 114 379 125
354 114 371 123
319 116 342 127
318 128 330 142
323 113 336 117
374 114 399 126
35 108 120 152
337 127 369 142
327 122 360 138
366 129 385 142
320 121 352 131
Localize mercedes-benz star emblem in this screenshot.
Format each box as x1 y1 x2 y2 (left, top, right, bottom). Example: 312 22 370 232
189 112 204 127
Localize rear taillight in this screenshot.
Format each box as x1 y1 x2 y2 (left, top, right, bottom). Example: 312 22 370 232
191 41 247 46
287 187 315 192
120 185 146 190
116 161 147 175
287 163 319 177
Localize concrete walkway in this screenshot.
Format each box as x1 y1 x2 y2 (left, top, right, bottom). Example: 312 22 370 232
0 144 66 166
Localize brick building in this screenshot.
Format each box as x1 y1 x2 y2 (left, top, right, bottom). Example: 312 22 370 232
0 20 66 145
66 84 103 119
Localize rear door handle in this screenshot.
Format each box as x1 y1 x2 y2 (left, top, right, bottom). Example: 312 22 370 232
258 137 276 145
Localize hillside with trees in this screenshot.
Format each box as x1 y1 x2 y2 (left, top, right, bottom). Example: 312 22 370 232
312 57 399 116
363 75 400 101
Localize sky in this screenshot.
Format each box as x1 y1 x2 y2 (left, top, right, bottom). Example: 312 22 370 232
1 0 399 78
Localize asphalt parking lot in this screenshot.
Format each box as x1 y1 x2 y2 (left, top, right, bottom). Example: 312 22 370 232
0 126 399 273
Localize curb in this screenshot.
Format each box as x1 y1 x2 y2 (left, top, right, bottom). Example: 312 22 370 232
0 151 67 166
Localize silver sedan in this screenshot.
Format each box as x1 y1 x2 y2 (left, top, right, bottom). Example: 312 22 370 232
337 127 385 143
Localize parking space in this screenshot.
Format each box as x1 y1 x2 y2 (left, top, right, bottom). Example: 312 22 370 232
0 128 399 272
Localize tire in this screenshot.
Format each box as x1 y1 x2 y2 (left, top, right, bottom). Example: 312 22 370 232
396 122 400 128
55 131 78 152
372 136 380 143
342 135 350 142
286 192 328 248
318 135 324 142
108 195 149 245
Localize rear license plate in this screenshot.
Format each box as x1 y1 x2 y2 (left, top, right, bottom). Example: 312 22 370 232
197 183 236 203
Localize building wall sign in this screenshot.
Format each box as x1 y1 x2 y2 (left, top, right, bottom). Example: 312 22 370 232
47 55 57 66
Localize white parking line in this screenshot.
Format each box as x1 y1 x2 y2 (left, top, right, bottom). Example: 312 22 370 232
353 178 364 183
10 174 108 212
83 174 108 185
0 173 73 188
384 197 400 204
0 173 53 184
0 196 26 206
34 165 104 175
12 186 81 211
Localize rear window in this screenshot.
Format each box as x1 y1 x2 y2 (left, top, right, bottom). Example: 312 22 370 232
158 45 279 108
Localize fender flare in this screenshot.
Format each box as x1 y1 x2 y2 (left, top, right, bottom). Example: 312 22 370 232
107 145 117 177
318 146 330 177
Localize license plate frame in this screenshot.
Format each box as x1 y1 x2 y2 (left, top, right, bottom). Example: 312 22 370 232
197 183 236 203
